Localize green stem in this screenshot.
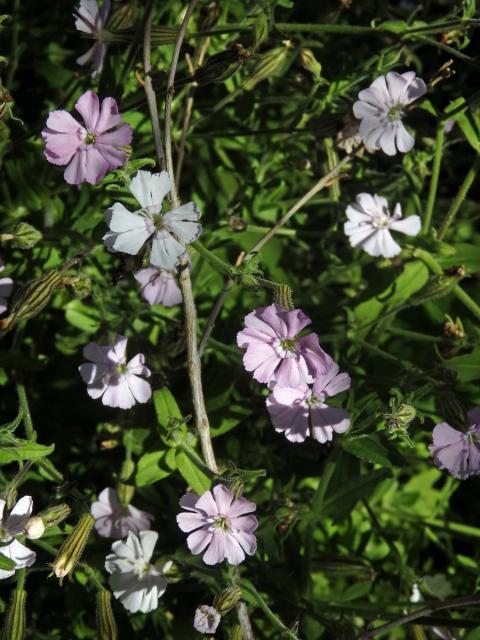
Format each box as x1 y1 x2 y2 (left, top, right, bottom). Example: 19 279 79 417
414 249 480 321
438 154 480 240
16 382 35 440
190 240 235 277
239 580 300 640
423 123 445 234
178 442 216 479
302 451 338 593
15 567 26 592
386 327 441 343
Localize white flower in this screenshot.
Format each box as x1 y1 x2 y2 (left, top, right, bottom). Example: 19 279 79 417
353 71 427 156
78 334 152 410
103 170 202 270
194 605 221 634
105 530 171 613
0 255 13 315
0 496 37 579
344 193 421 258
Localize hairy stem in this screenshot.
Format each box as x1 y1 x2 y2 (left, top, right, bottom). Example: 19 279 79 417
423 122 444 234
143 2 166 170
437 153 480 240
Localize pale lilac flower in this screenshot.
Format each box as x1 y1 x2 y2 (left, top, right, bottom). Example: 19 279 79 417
344 193 420 258
42 90 132 185
0 496 36 580
79 334 151 409
266 355 351 443
429 407 480 480
134 267 182 307
91 487 154 539
194 605 221 635
105 531 171 613
237 304 328 387
74 0 111 77
0 256 13 315
353 71 427 155
103 170 202 270
177 485 258 566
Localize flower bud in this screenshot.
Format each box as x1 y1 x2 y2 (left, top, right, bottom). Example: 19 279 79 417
199 2 219 31
214 586 242 615
298 48 322 77
2 589 26 640
107 2 137 30
50 512 95 584
96 589 118 640
228 477 244 499
24 516 45 540
243 44 291 91
162 560 181 583
0 269 63 333
228 624 244 640
11 222 43 249
37 503 71 529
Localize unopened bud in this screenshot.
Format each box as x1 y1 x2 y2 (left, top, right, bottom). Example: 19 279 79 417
228 624 244 640
37 503 71 529
50 512 95 584
243 45 291 91
298 48 322 77
0 269 63 333
11 222 43 249
194 45 250 86
199 2 219 31
2 589 26 640
108 3 137 30
162 560 180 583
96 590 118 640
229 477 244 499
214 586 242 615
24 516 45 540
273 285 294 311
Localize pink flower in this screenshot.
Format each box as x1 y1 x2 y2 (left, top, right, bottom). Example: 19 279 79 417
176 485 258 566
429 408 480 480
237 304 328 387
91 487 154 539
266 356 351 443
0 256 13 315
134 268 182 307
78 334 151 409
42 90 132 185
194 605 221 634
74 0 111 77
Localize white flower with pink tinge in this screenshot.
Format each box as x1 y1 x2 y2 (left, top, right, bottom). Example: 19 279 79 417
0 255 13 315
105 530 171 613
267 355 351 444
79 334 151 409
0 496 37 580
103 170 202 271
42 90 132 185
74 0 111 77
429 408 480 480
91 487 154 539
194 605 221 634
134 267 182 307
237 304 328 388
177 485 258 566
353 71 427 155
344 193 420 258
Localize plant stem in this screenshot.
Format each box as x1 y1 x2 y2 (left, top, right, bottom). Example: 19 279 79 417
17 382 35 440
143 1 166 170
414 249 480 321
239 580 300 640
356 594 480 639
423 122 444 234
15 567 26 592
191 240 235 277
437 153 480 240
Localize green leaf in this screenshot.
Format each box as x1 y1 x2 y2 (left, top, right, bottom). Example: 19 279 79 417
446 347 480 382
342 434 393 468
135 451 173 487
175 450 211 494
321 470 390 520
153 388 183 430
64 300 100 333
0 439 54 465
0 554 16 571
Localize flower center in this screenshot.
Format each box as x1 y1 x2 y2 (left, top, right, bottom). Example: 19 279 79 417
279 338 297 353
212 515 230 531
133 559 152 578
85 132 96 145
387 104 404 122
306 393 321 407
153 214 164 231
0 526 12 543
373 207 391 229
